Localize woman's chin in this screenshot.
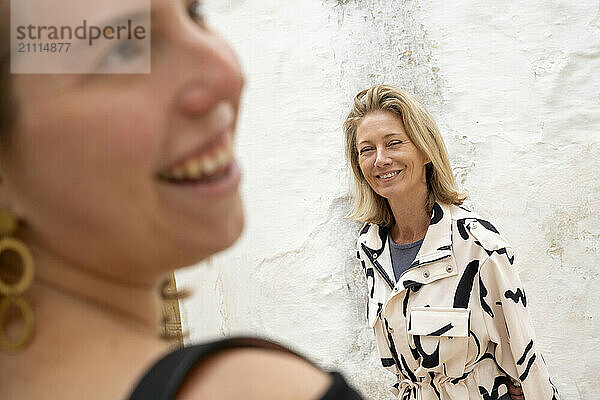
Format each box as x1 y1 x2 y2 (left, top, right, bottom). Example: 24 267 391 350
210 208 245 255
187 201 245 264
374 188 398 200
137 195 245 275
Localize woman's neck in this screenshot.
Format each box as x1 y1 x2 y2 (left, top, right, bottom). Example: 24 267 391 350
387 187 430 244
31 240 164 335
1 279 169 400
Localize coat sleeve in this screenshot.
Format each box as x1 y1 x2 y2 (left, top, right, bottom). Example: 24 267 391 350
356 237 402 397
479 250 560 400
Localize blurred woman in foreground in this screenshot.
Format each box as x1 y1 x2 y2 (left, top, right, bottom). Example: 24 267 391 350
0 1 363 399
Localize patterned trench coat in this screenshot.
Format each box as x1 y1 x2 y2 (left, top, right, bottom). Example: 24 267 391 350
356 202 559 400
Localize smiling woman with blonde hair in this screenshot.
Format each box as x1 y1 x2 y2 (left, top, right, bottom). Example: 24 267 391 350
345 84 558 400
345 85 466 226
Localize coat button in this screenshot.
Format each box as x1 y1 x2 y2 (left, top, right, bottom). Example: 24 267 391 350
393 287 399 293
471 222 478 229
388 326 394 333
373 253 378 259
446 265 453 273
423 271 430 278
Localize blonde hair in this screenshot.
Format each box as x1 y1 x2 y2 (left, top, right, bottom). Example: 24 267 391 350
344 84 466 226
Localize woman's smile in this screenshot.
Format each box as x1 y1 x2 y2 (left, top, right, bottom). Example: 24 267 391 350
159 158 242 199
376 169 403 180
157 130 241 198
158 134 233 183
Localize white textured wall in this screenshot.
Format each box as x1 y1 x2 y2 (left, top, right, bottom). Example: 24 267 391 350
176 1 600 399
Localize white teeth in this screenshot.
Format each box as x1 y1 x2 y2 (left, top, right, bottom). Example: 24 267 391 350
379 171 400 179
203 157 217 174
162 141 233 181
217 147 229 164
185 160 202 177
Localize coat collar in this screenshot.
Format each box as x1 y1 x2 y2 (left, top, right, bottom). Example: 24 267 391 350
411 202 452 267
359 202 453 289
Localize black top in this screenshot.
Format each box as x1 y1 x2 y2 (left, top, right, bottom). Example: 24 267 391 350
128 337 364 400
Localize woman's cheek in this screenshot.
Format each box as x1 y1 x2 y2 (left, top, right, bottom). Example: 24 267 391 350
358 157 368 173
103 110 161 168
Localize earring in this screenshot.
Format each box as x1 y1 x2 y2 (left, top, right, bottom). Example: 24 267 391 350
0 209 35 353
159 272 190 349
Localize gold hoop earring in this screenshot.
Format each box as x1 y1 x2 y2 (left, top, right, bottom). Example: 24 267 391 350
159 272 189 349
0 296 34 352
0 209 35 353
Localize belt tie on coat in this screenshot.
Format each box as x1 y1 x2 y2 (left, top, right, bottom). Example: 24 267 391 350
399 379 422 400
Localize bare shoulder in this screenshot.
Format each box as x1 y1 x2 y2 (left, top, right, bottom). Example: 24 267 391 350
175 347 333 400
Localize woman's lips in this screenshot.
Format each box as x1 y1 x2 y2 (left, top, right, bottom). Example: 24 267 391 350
157 158 241 200
376 170 402 180
157 133 233 183
156 132 241 198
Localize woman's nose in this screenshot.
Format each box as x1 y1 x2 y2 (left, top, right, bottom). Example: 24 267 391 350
374 148 391 167
168 22 244 117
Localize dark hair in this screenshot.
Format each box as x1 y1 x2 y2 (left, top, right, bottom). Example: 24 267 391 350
0 1 16 145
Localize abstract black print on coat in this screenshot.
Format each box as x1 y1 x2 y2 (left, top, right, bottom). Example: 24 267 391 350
357 202 559 399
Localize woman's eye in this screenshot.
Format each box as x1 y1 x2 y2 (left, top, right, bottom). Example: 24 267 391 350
388 140 402 146
359 147 373 154
188 0 205 24
99 39 147 70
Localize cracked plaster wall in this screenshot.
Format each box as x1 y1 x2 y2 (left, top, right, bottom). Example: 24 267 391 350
176 1 599 398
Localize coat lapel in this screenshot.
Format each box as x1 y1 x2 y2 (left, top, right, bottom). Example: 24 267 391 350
360 202 454 291
361 224 395 290
410 202 453 267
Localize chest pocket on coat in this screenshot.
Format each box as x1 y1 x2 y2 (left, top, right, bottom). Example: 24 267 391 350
407 307 470 378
